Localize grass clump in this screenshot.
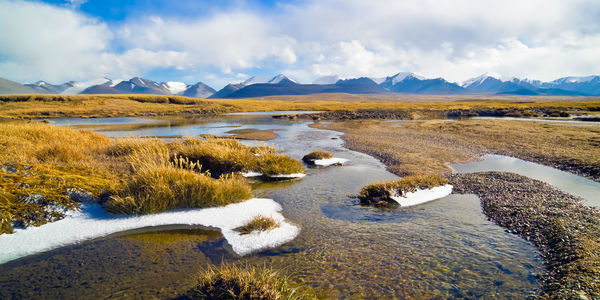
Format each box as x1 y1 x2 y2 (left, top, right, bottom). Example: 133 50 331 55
234 216 279 235
170 138 304 178
184 264 313 300
106 167 252 215
302 151 333 164
358 175 448 207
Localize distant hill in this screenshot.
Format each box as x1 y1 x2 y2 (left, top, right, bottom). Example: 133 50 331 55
222 76 386 98
0 77 37 94
182 82 216 98
2 72 600 97
24 81 75 94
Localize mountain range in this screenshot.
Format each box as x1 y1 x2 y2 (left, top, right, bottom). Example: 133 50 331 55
1 73 600 98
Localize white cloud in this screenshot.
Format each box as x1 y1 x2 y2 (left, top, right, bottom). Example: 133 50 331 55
0 0 600 86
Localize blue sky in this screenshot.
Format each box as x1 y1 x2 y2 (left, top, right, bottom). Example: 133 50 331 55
1 0 600 89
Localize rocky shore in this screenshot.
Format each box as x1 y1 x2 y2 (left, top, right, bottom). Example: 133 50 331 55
449 172 600 299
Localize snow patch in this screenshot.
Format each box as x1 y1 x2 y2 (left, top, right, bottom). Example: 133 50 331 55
269 173 306 179
242 171 263 177
312 157 349 167
390 185 453 207
0 198 300 264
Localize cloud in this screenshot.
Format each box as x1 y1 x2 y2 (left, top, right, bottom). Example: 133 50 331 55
0 0 600 86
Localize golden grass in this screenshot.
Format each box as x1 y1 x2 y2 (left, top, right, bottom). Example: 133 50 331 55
169 138 304 177
234 216 279 235
1 93 599 119
358 175 448 206
186 264 314 300
106 167 252 215
315 119 600 181
302 151 333 163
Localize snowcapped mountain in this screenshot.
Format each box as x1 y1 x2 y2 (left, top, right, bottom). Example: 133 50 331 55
379 72 425 91
313 75 341 85
267 74 296 84
461 73 501 88
24 80 75 94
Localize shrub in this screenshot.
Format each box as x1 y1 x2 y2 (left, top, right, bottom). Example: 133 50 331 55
234 216 279 235
184 264 312 300
302 151 333 163
358 175 448 207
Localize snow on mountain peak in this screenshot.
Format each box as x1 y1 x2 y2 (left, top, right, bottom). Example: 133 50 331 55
391 72 425 85
268 74 295 84
462 72 500 87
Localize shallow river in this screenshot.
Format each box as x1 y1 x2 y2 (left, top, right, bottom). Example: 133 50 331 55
1 114 577 298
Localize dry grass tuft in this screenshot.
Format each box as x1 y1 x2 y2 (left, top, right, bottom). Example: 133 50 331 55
106 167 252 215
170 138 304 177
358 175 448 207
302 151 333 163
184 264 313 300
234 216 279 235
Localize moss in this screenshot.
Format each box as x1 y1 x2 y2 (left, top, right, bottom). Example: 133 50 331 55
358 175 448 207
234 216 279 235
302 151 333 163
183 264 314 300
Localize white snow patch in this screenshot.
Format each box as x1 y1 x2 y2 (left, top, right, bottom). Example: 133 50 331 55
312 157 349 167
390 184 453 207
0 198 299 264
163 81 188 94
242 171 263 177
269 173 306 179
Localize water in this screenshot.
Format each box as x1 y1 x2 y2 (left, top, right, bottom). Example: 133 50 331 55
0 116 549 298
452 154 600 207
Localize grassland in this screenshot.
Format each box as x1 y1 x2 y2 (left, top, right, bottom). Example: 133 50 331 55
315 119 600 181
1 94 599 119
0 122 302 233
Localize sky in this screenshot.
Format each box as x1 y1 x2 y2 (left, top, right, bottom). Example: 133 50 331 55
1 0 600 89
